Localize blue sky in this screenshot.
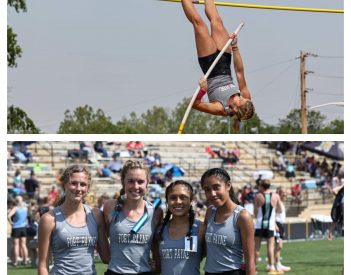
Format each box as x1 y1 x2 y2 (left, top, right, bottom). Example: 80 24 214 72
7 0 344 133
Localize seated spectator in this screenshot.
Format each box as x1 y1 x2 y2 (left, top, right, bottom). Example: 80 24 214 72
291 183 302 204
126 141 144 158
153 152 162 162
285 162 296 179
7 149 13 170
144 154 156 166
276 141 291 154
272 151 286 171
309 158 320 178
217 144 239 166
47 184 60 205
294 154 305 171
320 158 329 174
134 141 145 158
151 173 167 187
108 155 123 173
79 141 94 159
205 146 217 158
24 170 39 199
146 152 162 168
94 141 109 158
232 146 240 159
219 142 228 157
97 164 113 178
11 141 33 164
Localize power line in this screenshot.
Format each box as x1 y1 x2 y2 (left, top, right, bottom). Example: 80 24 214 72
247 58 297 74
255 61 297 93
309 91 343 96
315 55 344 59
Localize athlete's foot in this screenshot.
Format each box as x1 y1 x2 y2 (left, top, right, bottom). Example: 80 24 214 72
276 263 291 272
267 269 284 275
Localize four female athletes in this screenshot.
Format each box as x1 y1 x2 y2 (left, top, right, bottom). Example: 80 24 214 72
37 163 255 275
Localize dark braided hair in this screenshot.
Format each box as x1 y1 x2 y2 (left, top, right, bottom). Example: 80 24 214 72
56 164 91 206
158 180 195 240
113 160 149 222
200 168 239 204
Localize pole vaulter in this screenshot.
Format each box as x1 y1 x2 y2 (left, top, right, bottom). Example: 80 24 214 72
160 0 344 14
178 23 244 134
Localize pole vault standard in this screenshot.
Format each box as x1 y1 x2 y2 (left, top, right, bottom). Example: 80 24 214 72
177 22 244 134
160 0 344 14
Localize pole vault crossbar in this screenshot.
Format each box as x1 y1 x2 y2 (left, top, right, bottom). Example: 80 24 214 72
160 0 344 14
177 22 244 134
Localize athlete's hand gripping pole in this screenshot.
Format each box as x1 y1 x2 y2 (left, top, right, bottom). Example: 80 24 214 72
177 22 244 134
130 198 161 234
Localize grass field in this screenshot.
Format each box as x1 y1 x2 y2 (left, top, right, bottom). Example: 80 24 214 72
7 238 344 275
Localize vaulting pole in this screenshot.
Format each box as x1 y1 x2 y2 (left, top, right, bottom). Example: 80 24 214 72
160 0 344 14
177 22 244 134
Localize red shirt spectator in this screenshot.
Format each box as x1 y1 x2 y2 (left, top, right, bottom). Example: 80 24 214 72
48 184 59 205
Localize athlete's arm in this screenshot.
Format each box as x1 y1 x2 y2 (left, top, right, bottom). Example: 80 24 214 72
7 206 17 224
151 225 161 273
253 193 262 217
192 77 227 116
232 40 251 100
38 211 55 275
198 221 206 259
102 199 116 238
93 208 110 264
192 100 226 116
275 195 283 214
151 207 164 273
237 210 256 275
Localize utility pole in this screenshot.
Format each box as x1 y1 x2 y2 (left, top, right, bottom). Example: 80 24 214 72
300 50 316 134
300 50 308 134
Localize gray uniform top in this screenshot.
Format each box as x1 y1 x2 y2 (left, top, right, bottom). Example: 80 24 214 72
51 205 98 275
207 75 241 116
108 200 157 274
205 205 245 272
159 219 202 275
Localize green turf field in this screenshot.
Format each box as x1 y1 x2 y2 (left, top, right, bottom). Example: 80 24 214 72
7 238 344 275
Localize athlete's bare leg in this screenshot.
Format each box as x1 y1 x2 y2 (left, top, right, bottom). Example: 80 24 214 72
181 0 217 57
204 0 231 53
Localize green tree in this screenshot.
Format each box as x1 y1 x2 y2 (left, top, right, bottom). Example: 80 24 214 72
7 26 22 68
115 112 143 134
7 0 27 68
7 105 40 134
139 106 172 133
320 119 344 134
277 109 329 134
8 0 27 12
7 0 38 134
58 105 117 134
239 113 276 134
